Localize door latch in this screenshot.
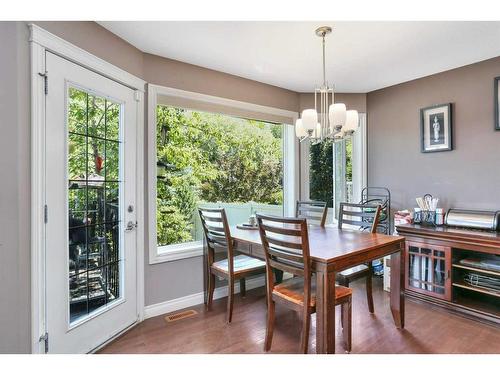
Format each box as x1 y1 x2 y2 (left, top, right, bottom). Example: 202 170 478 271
125 221 138 232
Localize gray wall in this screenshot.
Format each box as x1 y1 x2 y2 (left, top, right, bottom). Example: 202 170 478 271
367 56 500 212
0 22 31 353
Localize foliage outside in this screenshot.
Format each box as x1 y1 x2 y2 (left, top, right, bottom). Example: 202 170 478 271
156 106 283 246
309 138 352 208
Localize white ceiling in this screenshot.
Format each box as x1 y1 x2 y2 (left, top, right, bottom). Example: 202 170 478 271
98 21 500 93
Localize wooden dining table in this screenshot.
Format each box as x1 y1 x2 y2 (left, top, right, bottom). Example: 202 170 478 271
227 225 406 354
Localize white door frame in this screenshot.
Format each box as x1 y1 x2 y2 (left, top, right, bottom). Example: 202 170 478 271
29 24 146 353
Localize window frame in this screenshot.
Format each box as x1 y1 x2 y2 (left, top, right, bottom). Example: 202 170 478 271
147 84 298 264
300 113 367 224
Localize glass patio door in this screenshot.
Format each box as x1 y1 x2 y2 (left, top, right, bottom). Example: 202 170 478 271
44 52 138 353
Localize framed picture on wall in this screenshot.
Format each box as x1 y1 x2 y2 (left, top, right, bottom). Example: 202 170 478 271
495 76 500 130
420 103 453 153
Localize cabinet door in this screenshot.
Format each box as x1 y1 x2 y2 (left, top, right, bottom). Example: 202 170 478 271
405 241 452 301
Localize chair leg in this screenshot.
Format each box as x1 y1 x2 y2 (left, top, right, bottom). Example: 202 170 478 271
366 265 374 314
207 273 215 308
227 278 235 323
342 297 352 353
299 308 311 354
264 300 275 352
239 278 246 298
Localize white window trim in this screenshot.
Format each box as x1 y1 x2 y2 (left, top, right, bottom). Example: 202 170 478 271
148 84 298 264
29 24 146 353
299 113 368 209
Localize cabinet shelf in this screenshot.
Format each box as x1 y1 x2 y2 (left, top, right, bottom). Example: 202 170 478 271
452 281 500 298
452 263 500 278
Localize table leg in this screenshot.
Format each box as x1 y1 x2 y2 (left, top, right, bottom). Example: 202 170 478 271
390 247 405 329
315 270 336 354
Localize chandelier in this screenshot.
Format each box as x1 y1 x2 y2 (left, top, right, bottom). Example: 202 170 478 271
295 26 359 143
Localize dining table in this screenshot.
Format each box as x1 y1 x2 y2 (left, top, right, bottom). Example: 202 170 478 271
224 224 406 354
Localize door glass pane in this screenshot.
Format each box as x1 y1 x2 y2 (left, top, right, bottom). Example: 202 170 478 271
434 258 445 287
68 87 123 325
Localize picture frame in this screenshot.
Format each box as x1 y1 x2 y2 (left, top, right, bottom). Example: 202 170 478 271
495 76 500 130
420 103 453 153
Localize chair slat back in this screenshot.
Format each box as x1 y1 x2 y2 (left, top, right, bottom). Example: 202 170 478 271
256 213 312 304
198 208 234 267
296 200 328 227
338 202 382 234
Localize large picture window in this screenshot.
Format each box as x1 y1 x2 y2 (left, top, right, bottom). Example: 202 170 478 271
155 105 284 252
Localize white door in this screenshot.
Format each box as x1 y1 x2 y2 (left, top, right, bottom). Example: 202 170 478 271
45 52 138 353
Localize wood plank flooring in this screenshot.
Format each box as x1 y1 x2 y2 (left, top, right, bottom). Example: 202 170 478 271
99 278 500 354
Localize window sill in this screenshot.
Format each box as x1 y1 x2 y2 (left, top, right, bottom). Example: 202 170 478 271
149 241 204 264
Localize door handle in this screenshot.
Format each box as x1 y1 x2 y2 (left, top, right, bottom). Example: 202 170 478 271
125 221 138 232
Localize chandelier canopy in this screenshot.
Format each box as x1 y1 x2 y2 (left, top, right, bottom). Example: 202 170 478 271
296 26 359 143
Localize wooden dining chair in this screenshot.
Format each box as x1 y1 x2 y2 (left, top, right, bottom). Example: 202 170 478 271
336 202 382 314
256 213 352 354
296 200 328 227
199 207 266 323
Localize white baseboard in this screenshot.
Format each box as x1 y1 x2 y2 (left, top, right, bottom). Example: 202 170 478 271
143 275 266 320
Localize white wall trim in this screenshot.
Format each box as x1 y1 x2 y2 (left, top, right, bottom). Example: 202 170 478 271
283 122 299 216
135 90 146 322
30 40 47 355
147 83 299 265
153 242 204 264
143 275 266 319
30 24 146 353
152 85 297 119
351 113 368 203
29 24 145 92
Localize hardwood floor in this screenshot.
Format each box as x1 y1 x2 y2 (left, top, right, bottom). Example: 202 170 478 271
99 278 500 354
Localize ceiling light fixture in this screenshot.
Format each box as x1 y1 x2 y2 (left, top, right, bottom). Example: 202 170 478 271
295 26 359 143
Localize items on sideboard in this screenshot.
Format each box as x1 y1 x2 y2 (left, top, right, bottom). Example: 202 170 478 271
445 209 500 231
420 103 453 153
414 194 441 226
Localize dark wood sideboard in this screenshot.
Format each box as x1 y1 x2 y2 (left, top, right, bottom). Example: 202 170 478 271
396 224 500 325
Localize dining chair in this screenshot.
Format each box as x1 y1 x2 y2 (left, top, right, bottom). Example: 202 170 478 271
336 202 382 314
296 200 329 227
256 213 352 354
199 207 266 323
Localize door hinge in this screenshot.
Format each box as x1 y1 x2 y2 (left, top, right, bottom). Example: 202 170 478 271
134 90 141 102
44 204 48 223
39 332 49 354
38 71 48 95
